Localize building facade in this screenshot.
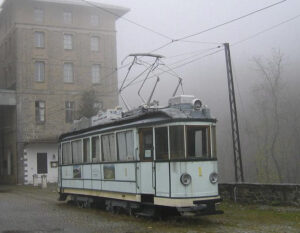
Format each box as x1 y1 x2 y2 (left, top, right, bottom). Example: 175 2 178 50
0 0 128 184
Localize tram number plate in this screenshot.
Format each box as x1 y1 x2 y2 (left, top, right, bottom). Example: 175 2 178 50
198 167 202 176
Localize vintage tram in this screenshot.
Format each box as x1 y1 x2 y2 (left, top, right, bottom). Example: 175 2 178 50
58 95 222 216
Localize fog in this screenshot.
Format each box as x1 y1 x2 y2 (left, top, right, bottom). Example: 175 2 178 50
2 0 299 183
103 0 300 183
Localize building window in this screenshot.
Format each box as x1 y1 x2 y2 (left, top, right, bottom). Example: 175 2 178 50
63 11 72 24
64 34 73 50
35 61 45 82
64 63 73 83
65 101 74 123
34 31 45 48
92 64 100 84
90 36 99 51
91 15 99 26
34 9 44 23
37 153 47 174
35 101 45 124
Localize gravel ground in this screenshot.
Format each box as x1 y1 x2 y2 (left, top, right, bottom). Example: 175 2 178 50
0 184 299 233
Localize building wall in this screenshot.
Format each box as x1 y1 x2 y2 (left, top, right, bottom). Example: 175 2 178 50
0 0 128 184
24 143 58 184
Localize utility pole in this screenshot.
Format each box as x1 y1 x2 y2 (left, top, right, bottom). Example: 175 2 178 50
224 43 244 183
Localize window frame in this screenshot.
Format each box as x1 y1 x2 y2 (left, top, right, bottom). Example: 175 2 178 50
34 8 44 23
90 36 99 52
63 62 74 83
186 125 211 159
116 129 135 161
63 34 73 50
34 31 45 48
91 135 101 163
63 11 72 24
34 61 45 82
101 133 117 162
83 137 91 163
90 15 99 26
35 100 46 124
65 101 75 123
91 64 101 84
62 142 72 165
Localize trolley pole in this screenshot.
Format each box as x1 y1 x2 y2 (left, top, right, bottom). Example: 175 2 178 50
223 43 244 183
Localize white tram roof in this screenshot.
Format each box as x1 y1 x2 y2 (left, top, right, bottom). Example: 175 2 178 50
59 105 216 141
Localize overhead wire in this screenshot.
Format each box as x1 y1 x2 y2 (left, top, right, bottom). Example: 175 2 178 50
81 0 174 41
232 13 300 47
149 0 288 53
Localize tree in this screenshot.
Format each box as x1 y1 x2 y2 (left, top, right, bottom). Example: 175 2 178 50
78 89 101 119
251 49 284 183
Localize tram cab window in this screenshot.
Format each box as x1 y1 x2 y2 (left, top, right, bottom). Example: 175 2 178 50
139 128 153 161
62 142 72 164
155 127 169 160
211 126 217 158
72 140 83 164
117 130 134 161
170 126 185 159
102 133 117 161
83 138 91 163
186 126 211 158
91 136 100 162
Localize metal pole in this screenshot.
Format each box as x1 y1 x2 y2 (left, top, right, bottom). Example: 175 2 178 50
223 43 244 183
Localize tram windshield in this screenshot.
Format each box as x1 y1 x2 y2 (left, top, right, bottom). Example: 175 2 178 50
186 126 210 158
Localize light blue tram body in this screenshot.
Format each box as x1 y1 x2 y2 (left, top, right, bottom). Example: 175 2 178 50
58 96 222 215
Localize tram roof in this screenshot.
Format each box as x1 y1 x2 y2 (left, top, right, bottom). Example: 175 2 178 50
59 107 216 140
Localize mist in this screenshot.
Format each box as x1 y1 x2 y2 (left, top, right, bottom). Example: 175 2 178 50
2 0 299 183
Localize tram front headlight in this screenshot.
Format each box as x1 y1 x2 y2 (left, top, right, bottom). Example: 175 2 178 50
180 173 192 186
209 172 218 184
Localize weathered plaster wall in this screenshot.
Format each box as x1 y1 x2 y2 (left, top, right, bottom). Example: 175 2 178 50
24 143 58 184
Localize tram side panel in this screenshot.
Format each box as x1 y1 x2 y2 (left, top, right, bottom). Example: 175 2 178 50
61 163 137 194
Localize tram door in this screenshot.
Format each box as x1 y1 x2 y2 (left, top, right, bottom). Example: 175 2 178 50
137 128 155 194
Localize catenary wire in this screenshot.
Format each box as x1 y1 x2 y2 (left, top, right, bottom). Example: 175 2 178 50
149 0 288 53
81 0 174 41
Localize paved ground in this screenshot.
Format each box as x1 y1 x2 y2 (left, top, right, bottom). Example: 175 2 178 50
0 184 299 233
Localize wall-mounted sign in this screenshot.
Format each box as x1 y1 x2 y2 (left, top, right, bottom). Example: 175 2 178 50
50 161 58 168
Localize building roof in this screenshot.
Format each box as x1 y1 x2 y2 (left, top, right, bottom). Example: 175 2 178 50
33 0 129 17
0 0 129 17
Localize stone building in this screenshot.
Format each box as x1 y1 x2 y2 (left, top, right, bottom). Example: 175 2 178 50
0 0 128 184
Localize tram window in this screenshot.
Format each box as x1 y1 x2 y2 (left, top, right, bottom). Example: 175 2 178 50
139 128 153 161
155 127 169 160
83 138 91 163
186 126 211 158
102 133 117 161
117 130 134 161
72 140 83 164
62 142 72 164
170 126 185 159
211 126 217 158
91 136 100 162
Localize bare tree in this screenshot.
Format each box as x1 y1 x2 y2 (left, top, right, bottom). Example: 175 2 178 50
252 49 284 183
